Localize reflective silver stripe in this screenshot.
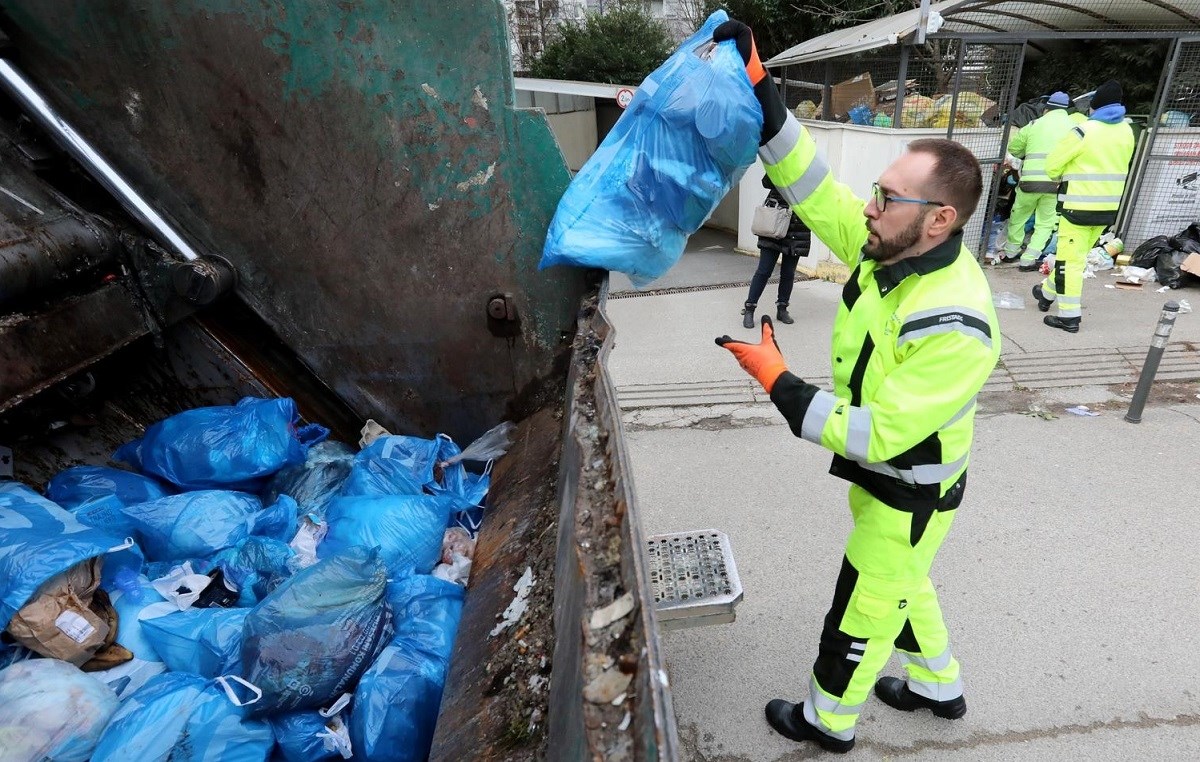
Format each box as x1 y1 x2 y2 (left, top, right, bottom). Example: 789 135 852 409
1025 152 1048 159
845 406 872 461
1058 306 1082 318
1062 193 1123 203
845 652 863 662
849 642 866 652
857 452 968 486
1058 295 1081 306
781 154 831 207
808 675 865 718
941 396 977 430
801 390 838 444
897 306 993 350
802 699 857 741
760 114 801 165
1062 173 1127 181
898 646 954 674
906 674 964 702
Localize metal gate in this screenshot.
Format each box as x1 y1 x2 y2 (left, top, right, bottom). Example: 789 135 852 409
1121 37 1200 249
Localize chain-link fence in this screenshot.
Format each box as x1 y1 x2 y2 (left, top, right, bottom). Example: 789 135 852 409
1122 38 1200 249
777 40 1023 253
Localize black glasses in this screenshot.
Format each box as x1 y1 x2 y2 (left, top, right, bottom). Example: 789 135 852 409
871 182 944 213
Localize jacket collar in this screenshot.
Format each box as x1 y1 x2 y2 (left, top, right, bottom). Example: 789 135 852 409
874 232 962 296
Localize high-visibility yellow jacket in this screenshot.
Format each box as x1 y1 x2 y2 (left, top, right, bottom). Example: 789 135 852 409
1046 117 1136 226
1008 108 1085 193
760 114 1001 512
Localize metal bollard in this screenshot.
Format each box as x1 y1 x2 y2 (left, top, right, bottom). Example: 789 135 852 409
1125 301 1181 423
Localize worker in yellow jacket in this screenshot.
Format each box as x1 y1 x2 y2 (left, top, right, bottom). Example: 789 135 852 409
1034 80 1136 332
999 91 1085 270
711 20 1000 754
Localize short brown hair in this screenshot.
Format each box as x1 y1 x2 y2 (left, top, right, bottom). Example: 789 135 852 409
906 138 982 233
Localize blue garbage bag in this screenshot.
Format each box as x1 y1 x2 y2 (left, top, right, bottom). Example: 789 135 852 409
91 673 273 762
107 569 169 661
253 495 300 543
270 709 351 762
339 435 436 497
0 658 120 762
343 434 487 514
539 10 761 287
241 547 392 715
46 465 173 510
68 494 137 535
212 536 295 606
0 482 142 628
120 490 262 561
350 575 465 761
114 396 329 491
263 440 356 520
140 607 250 677
320 494 456 575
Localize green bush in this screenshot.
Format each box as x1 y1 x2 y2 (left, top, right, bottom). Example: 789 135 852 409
531 5 672 85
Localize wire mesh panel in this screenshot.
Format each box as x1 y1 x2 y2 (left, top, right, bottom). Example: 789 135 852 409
945 43 1025 254
1123 38 1200 249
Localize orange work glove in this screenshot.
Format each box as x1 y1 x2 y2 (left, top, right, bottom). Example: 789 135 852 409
715 315 788 393
712 19 766 86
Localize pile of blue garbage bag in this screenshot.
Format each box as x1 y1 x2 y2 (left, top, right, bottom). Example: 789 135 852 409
0 396 507 761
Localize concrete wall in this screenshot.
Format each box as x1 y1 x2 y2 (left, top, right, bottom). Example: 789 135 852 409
545 110 599 172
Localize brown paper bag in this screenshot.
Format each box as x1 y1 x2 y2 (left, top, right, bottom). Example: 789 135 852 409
5 557 111 665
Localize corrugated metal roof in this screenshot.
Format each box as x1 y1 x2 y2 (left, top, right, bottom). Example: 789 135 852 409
767 0 1200 67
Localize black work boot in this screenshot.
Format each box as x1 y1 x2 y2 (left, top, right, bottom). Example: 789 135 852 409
1044 315 1081 333
775 304 795 324
874 677 967 719
764 700 855 754
1032 284 1053 312
742 302 756 329
1018 259 1042 272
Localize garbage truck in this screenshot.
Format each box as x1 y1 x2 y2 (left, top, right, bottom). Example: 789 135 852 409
0 2 691 759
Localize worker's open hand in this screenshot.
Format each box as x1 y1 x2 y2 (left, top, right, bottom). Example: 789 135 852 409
713 19 766 87
716 315 788 393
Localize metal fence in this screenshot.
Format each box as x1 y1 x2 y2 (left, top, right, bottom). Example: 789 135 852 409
778 40 1024 254
1121 37 1200 249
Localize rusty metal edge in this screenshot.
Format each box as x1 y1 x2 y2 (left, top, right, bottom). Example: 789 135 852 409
545 278 679 761
595 276 680 761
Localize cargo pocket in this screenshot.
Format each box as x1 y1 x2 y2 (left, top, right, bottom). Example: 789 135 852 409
843 588 903 638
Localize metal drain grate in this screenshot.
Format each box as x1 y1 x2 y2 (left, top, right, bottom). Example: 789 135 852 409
646 529 743 631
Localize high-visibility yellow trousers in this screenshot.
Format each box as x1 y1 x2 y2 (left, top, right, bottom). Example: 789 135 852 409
1004 189 1059 263
1039 219 1104 319
804 485 962 742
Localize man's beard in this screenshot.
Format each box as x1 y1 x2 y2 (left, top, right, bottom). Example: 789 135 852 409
862 213 926 262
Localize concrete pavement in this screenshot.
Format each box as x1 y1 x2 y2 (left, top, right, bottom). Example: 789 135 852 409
604 232 1200 761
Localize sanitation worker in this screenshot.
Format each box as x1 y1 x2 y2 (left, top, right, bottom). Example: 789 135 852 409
711 19 1001 753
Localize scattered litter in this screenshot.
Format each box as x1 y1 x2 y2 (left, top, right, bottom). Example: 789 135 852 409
432 552 472 586
1022 405 1058 421
583 667 633 704
589 592 635 630
992 291 1025 310
1105 284 1116 289
150 562 214 611
1157 286 1170 293
1180 299 1192 314
611 691 627 706
358 419 392 449
1114 281 1142 291
1065 406 1100 417
618 712 632 732
490 566 535 637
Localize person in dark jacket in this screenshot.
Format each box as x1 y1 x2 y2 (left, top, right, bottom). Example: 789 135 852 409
742 175 812 328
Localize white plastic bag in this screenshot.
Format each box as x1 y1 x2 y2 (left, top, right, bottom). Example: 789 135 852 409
150 562 213 610
992 292 1025 310
441 422 516 466
0 658 119 762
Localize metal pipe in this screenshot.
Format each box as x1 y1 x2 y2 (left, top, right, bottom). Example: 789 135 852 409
0 59 199 261
1125 301 1181 424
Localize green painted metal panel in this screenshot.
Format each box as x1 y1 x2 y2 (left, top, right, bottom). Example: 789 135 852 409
0 0 584 443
